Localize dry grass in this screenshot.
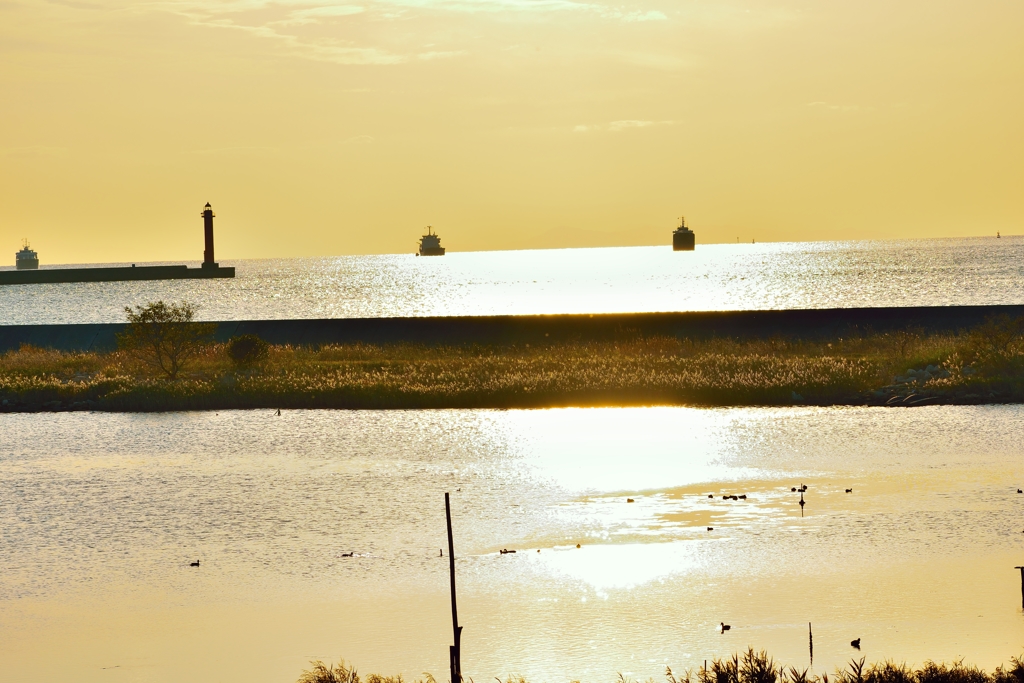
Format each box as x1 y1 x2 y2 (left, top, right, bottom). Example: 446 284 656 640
2 321 1024 411
298 651 1024 683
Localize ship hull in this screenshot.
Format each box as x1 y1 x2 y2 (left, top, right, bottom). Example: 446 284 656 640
419 247 445 256
16 259 39 270
673 232 695 251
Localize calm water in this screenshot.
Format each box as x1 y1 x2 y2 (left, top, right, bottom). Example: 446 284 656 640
1 406 1023 682
3 238 1024 682
1 237 1023 324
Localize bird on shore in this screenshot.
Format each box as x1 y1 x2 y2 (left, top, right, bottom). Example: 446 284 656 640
190 560 200 567
851 638 861 650
718 622 731 633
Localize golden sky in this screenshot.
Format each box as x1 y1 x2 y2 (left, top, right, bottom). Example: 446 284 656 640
1 0 1022 262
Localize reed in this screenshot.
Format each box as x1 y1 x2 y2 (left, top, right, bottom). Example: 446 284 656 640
297 651 1024 683
3 321 1024 412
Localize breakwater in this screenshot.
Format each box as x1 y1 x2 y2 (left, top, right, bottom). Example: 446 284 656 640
0 264 234 286
2 305 1022 353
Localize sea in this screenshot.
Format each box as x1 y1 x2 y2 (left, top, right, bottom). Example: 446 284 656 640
1 238 1023 683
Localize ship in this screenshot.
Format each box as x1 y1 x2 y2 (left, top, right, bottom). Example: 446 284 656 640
672 217 695 251
16 240 39 269
418 226 445 256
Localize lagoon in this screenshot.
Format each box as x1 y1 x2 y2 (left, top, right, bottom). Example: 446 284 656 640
1 405 1022 682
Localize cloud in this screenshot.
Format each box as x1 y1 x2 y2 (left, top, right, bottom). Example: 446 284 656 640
574 119 676 133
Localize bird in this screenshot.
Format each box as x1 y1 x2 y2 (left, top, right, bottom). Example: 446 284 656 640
738 495 747 500
851 638 861 650
341 552 354 557
707 526 714 531
575 543 581 548
626 498 635 503
708 494 714 498
718 622 731 633
846 488 853 493
275 408 281 416
799 484 808 492
1018 489 1022 494
537 549 541 553
189 560 200 567
791 487 797 492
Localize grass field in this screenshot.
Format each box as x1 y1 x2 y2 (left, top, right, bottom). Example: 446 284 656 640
2 318 1024 412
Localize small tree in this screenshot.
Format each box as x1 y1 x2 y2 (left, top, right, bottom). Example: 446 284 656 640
117 301 216 379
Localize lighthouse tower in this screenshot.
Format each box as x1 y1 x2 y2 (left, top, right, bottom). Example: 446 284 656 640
201 203 218 268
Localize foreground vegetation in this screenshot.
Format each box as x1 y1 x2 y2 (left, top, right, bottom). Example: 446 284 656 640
4 316 1024 411
297 649 1024 683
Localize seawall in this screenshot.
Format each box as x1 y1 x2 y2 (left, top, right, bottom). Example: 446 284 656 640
0 264 234 285
2 305 1023 353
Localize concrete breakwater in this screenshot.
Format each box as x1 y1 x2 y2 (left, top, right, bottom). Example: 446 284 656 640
2 305 1023 353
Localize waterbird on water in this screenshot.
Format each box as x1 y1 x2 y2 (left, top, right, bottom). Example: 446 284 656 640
707 527 714 531
190 560 200 567
851 638 861 650
846 488 853 493
576 543 581 548
626 498 635 503
718 622 731 633
341 552 354 557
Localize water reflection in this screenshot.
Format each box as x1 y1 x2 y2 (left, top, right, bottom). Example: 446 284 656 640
0 406 1022 682
1 238 1023 324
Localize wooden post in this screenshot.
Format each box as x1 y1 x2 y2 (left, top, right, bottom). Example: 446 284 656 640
808 622 813 666
1015 566 1024 610
446 493 462 683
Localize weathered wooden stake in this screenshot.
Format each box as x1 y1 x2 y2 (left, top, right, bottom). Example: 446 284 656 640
446 492 462 683
1015 566 1024 610
808 622 813 666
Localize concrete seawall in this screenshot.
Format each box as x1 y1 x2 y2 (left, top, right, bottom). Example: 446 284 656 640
3 305 1024 353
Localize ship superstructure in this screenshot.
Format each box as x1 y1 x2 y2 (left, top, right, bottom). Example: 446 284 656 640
418 226 446 256
16 240 39 269
672 217 695 251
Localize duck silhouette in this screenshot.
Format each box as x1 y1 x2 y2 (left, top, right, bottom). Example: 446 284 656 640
190 560 200 567
718 622 731 633
341 552 354 557
707 526 714 531
846 488 853 493
851 638 861 650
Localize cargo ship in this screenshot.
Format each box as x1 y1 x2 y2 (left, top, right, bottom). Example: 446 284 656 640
672 217 695 251
16 240 39 269
418 226 445 256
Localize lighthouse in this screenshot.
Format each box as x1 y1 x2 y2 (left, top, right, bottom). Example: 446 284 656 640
201 202 217 268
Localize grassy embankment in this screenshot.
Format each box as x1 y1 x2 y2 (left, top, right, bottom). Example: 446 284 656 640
297 649 1024 683
2 319 1024 412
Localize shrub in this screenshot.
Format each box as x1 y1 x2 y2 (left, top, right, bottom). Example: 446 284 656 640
227 334 269 367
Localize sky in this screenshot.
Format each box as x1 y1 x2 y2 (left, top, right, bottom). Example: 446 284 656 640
1 0 1022 263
